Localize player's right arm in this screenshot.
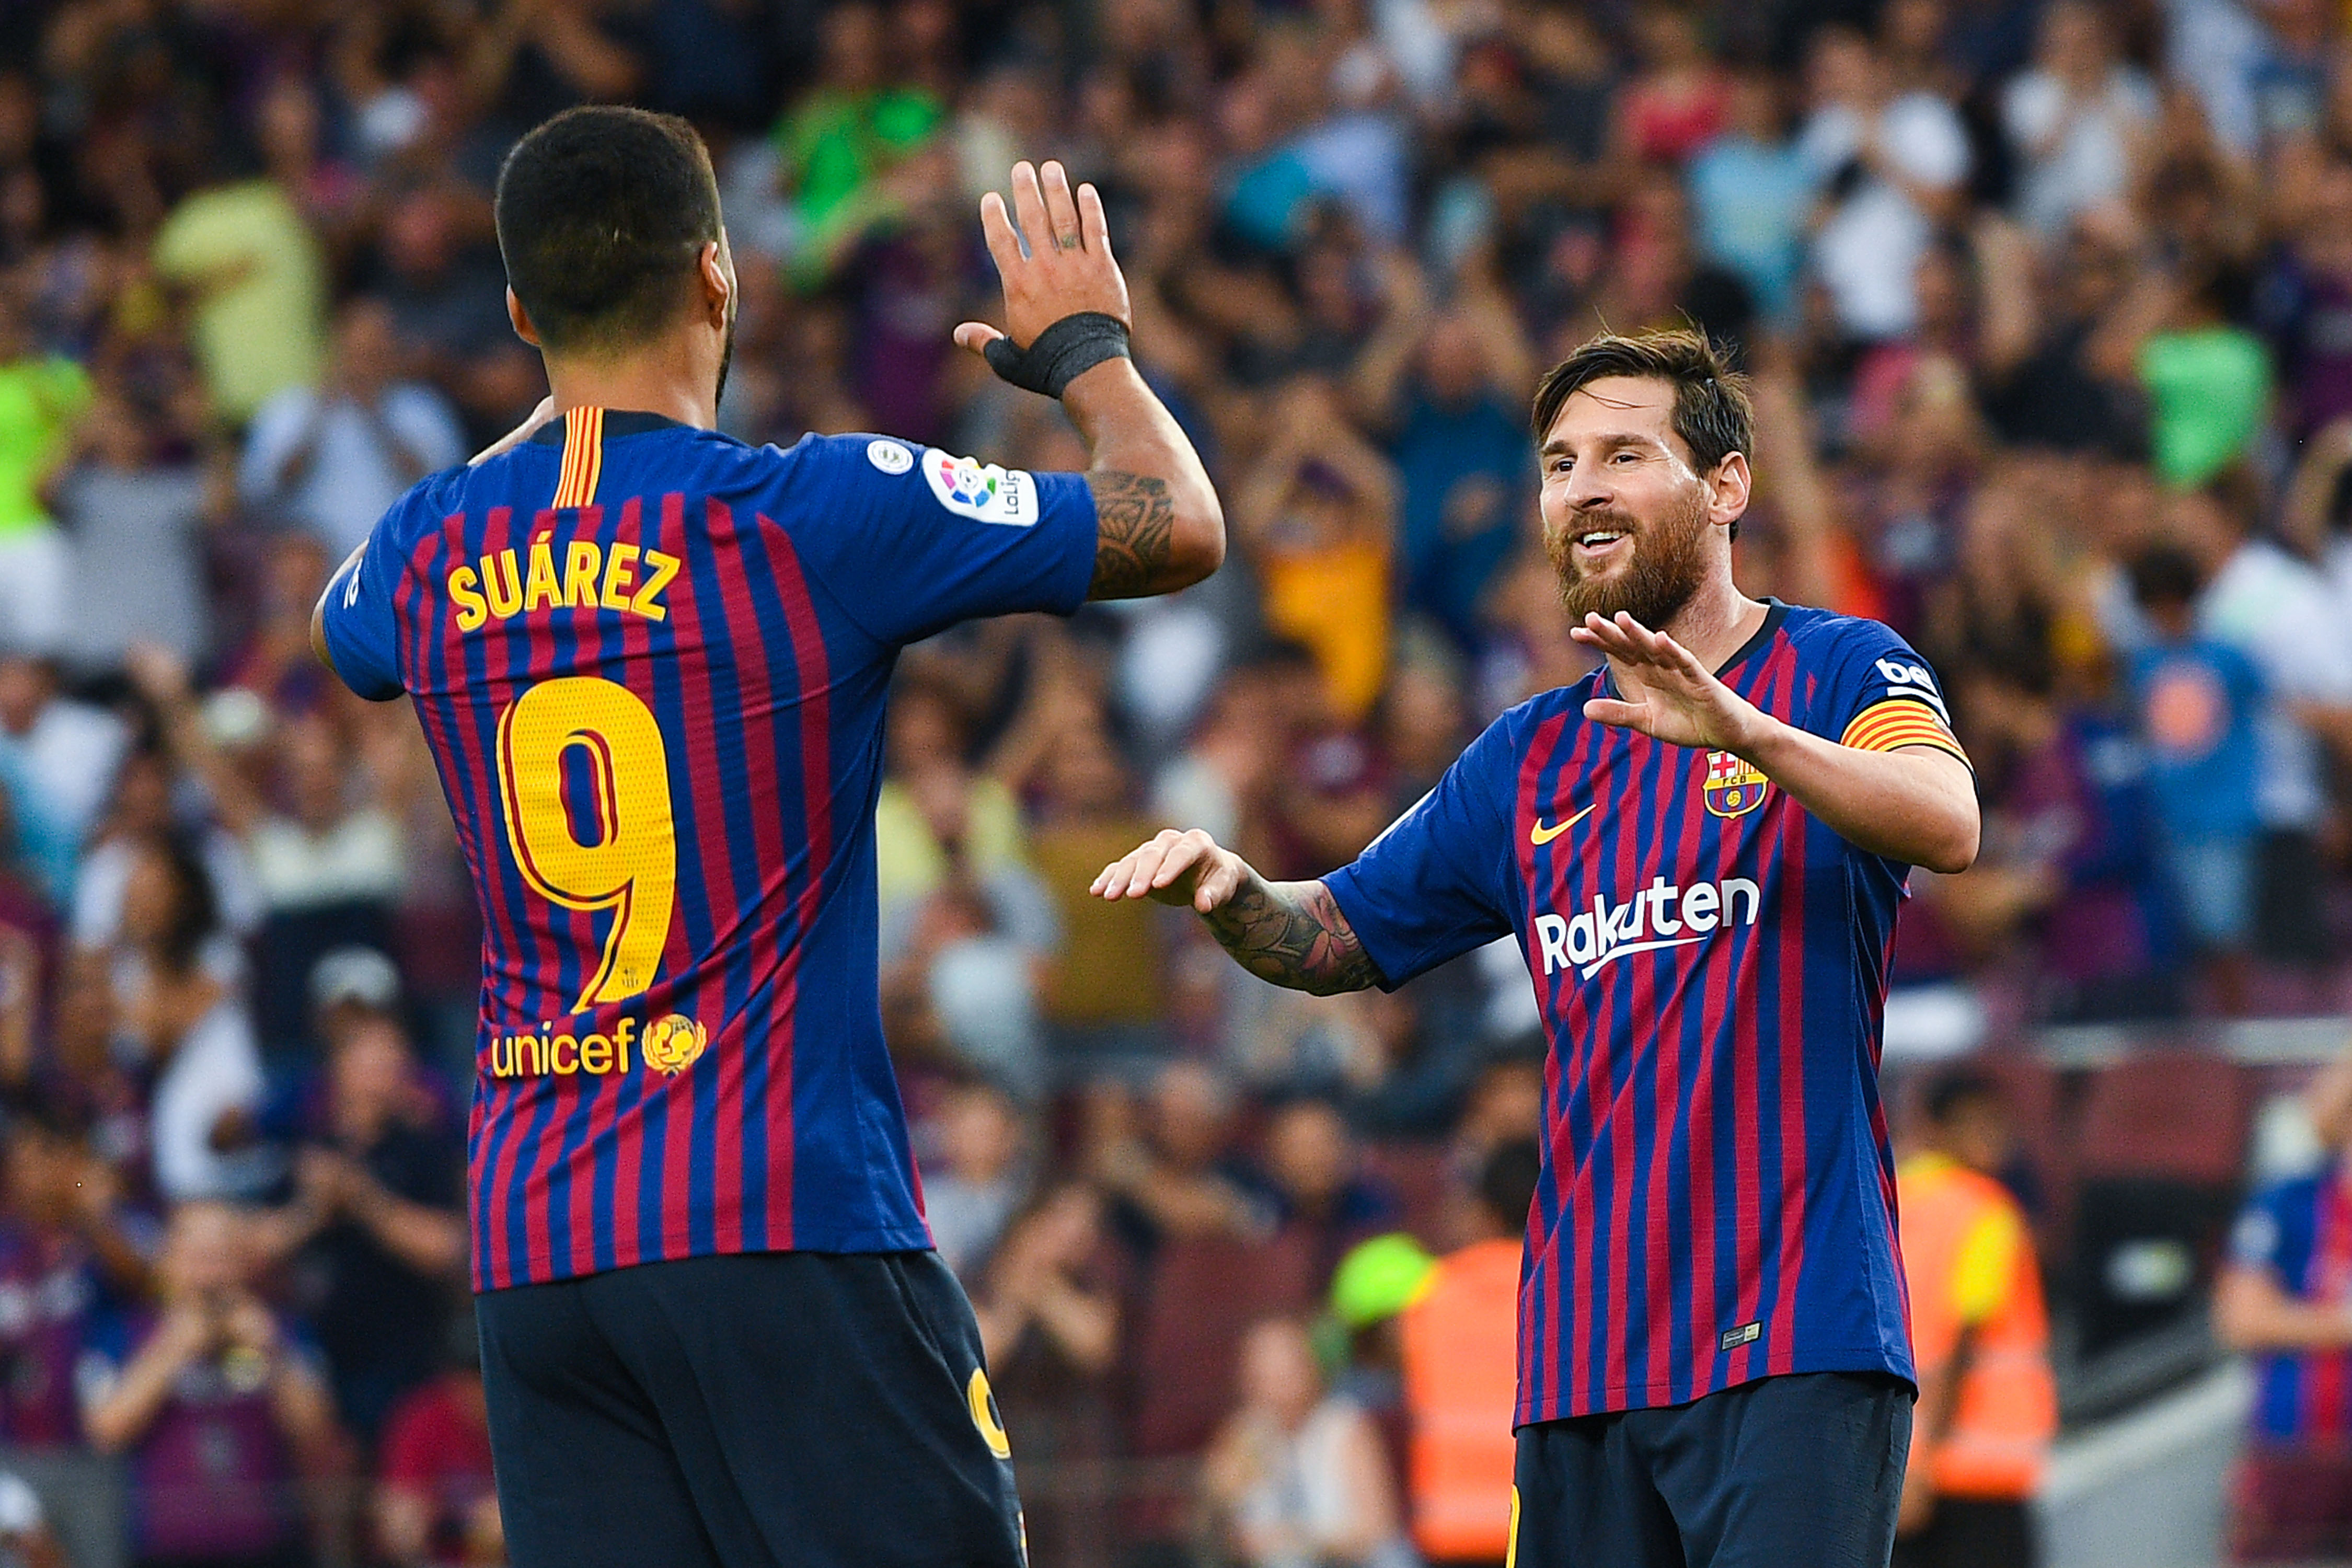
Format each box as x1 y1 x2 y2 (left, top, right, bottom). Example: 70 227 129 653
1091 831 1379 996
1095 719 1517 996
953 160 1223 601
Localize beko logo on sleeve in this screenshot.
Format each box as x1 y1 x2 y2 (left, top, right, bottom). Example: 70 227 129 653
923 449 1038 526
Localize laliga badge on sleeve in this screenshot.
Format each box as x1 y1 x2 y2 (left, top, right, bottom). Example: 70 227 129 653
923 449 1038 526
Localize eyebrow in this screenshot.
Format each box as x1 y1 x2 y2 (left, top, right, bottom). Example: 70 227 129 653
1541 432 1659 457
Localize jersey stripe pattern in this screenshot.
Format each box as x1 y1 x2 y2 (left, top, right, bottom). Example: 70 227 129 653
319 414 1097 1289
1327 602 1965 1423
2234 1170 2352 1440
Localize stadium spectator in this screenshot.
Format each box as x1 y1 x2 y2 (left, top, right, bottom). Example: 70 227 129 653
2170 474 2352 968
1233 377 1398 724
149 139 329 426
114 839 272 1203
250 1012 463 1441
374 1333 499 1568
2125 544 2265 1008
1999 0 2157 239
1261 1097 1399 1285
1798 25 1973 342
238 297 467 559
1351 263 1535 649
0 292 85 657
1202 1315 1413 1568
51 386 211 673
923 1079 1031 1277
0 1098 147 1446
0 652 126 907
1401 1138 1539 1568
79 1200 336 1568
970 1179 1123 1568
1893 1071 2057 1568
1087 1063 1271 1255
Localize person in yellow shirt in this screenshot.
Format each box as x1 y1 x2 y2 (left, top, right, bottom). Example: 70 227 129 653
1894 1070 2058 1568
1233 378 1398 723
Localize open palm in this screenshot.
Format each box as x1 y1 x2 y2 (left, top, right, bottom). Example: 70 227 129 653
1570 612 1760 754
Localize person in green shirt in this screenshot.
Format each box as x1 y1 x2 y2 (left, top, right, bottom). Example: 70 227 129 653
152 176 328 426
770 1 942 285
2139 272 2273 490
0 297 93 652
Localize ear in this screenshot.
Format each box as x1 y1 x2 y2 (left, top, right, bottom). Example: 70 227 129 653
699 239 732 328
1708 451 1752 530
506 287 541 349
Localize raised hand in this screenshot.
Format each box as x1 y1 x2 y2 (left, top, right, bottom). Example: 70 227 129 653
1571 611 1765 755
954 160 1132 361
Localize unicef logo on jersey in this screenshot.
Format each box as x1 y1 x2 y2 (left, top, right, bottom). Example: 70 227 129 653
924 448 1038 526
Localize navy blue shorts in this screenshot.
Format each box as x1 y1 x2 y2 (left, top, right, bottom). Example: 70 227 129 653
476 1250 1025 1568
1510 1372 1913 1568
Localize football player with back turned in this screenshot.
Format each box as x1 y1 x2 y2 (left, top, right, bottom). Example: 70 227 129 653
312 105 1221 1568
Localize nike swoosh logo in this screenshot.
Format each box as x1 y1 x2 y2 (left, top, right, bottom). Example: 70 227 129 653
1530 804 1596 846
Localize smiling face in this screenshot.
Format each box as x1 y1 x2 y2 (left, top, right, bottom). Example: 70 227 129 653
1537 374 1739 629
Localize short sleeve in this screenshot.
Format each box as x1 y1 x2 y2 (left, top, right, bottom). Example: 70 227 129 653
783 434 1099 646
319 501 408 701
1812 619 1969 767
1324 717 1517 989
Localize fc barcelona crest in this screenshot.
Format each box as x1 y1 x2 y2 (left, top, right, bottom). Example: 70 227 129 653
1702 751 1769 818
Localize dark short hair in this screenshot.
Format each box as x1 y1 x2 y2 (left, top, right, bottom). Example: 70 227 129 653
1530 328 1754 476
1477 1138 1542 1236
494 106 722 354
1922 1068 2003 1128
2126 543 2205 610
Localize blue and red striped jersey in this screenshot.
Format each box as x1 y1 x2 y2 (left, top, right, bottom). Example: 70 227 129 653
1327 601 1968 1423
319 410 1098 1289
2232 1164 2352 1442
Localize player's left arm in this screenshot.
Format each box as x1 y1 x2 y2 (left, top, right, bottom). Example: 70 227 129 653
1573 611 1980 873
954 160 1224 600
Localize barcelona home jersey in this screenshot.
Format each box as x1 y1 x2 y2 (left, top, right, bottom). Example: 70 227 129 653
1326 602 1968 1423
321 409 1098 1289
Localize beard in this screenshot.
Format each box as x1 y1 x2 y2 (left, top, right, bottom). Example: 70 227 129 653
1548 487 1713 630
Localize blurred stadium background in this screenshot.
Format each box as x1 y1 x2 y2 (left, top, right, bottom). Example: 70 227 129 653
4 0 2352 1563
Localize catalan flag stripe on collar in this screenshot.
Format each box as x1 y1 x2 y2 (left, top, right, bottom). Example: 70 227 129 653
552 406 605 510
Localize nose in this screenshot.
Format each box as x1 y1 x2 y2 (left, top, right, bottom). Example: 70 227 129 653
1560 463 1613 514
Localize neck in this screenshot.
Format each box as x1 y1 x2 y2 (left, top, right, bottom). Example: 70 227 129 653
1649 571 1768 675
542 342 717 431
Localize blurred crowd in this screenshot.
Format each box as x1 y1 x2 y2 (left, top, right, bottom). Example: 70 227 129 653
7 0 2352 1562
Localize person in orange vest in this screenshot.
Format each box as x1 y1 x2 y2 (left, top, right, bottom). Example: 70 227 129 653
1893 1070 2058 1568
1400 1139 1541 1568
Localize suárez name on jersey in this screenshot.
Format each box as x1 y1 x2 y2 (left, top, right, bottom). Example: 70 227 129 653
445 531 682 631
1531 876 1763 979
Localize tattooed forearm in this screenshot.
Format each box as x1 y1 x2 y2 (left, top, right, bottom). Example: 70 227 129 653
1202 874 1381 996
1086 470 1177 599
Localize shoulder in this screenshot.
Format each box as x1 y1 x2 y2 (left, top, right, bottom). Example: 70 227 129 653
1474 679 1601 763
1778 603 1909 658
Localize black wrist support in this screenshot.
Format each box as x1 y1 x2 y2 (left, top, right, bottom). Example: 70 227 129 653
983 312 1132 398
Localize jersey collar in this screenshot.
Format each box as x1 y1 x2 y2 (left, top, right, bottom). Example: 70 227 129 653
1593 596 1788 700
529 408 690 445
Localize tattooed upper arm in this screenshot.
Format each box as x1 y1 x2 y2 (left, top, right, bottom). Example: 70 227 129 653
1086 470 1178 599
